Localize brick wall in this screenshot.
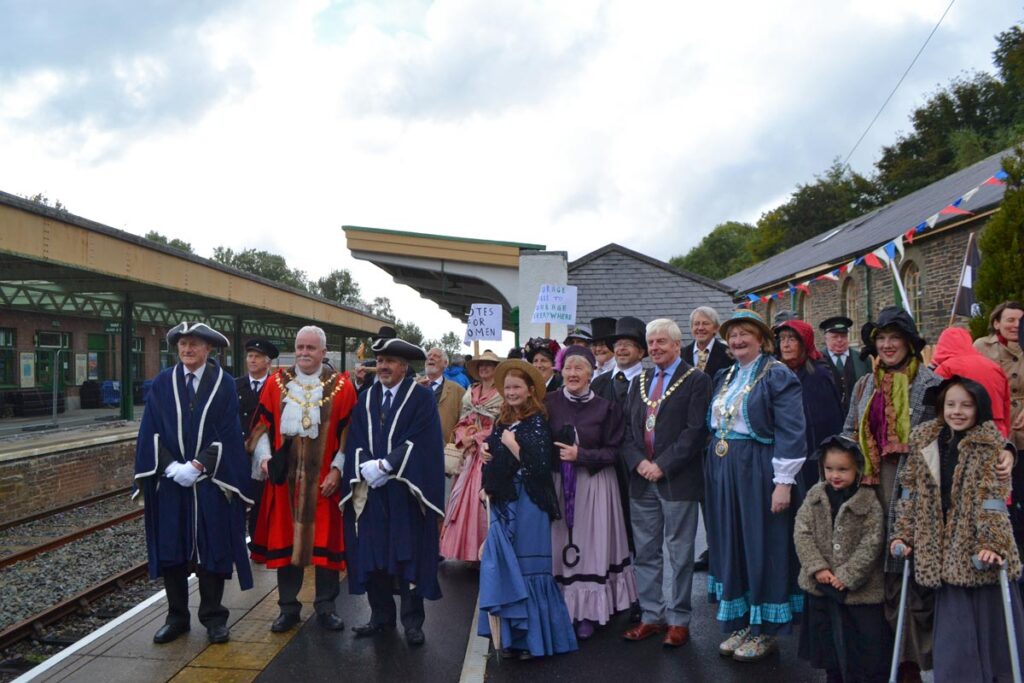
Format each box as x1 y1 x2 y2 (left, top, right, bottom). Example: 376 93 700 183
0 439 136 524
747 223 982 348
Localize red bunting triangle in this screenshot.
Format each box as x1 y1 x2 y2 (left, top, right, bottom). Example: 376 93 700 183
796 284 810 294
904 228 915 244
983 176 1006 186
863 253 884 269
939 204 972 216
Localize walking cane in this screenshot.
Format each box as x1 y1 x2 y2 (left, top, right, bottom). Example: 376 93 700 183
972 555 1023 683
889 544 911 683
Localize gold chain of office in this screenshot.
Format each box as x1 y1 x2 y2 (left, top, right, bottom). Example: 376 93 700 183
711 359 773 457
639 367 696 432
275 370 346 430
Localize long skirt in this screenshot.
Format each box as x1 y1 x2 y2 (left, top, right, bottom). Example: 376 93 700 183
478 476 578 658
551 468 638 624
440 452 486 561
705 438 802 636
933 583 1024 683
799 592 892 683
876 457 934 671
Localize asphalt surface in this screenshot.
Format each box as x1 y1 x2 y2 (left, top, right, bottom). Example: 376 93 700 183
257 560 480 683
260 511 824 683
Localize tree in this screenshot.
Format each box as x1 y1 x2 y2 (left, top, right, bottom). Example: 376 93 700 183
145 230 194 254
368 297 394 319
422 331 463 358
212 246 309 290
396 321 424 347
970 145 1024 337
315 269 362 307
669 221 756 279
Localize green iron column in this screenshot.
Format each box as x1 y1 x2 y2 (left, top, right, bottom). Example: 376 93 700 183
120 293 134 421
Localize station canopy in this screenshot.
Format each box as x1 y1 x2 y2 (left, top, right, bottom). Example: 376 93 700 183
344 225 545 330
0 191 389 350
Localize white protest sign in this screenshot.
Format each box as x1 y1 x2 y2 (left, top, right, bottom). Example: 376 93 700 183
530 284 577 325
463 303 503 345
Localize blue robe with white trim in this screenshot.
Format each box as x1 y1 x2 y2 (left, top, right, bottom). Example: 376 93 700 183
134 361 254 589
340 377 445 599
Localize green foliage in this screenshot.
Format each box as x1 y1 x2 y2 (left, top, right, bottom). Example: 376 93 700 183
368 297 394 319
23 192 67 213
211 246 309 291
971 145 1024 337
422 331 464 359
669 222 756 279
315 269 362 307
396 321 424 346
144 230 194 254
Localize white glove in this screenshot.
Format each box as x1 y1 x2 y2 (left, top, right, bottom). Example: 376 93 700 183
360 459 384 485
370 460 392 488
173 462 203 487
164 461 186 479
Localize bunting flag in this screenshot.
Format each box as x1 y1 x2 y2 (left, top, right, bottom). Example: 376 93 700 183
738 168 1007 303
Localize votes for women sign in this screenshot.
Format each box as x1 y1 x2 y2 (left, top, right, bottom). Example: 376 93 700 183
463 303 503 345
530 284 577 325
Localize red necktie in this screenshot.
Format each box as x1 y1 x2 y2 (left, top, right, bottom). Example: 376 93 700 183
643 370 666 459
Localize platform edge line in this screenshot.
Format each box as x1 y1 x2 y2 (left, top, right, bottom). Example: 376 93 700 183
458 597 488 683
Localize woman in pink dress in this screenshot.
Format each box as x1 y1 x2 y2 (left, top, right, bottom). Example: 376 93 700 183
440 351 503 561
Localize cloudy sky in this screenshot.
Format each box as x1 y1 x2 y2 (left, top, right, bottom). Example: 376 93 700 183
0 1 1019 341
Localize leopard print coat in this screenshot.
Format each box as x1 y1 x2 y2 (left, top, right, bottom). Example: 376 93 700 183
892 419 1021 588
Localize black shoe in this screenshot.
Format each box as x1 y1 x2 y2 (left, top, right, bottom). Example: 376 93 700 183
694 550 709 572
629 601 642 624
153 623 190 644
317 612 345 631
353 622 396 638
405 627 425 646
207 625 230 643
271 613 301 633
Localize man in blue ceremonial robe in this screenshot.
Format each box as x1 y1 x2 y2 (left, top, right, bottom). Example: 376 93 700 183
134 322 254 645
335 335 445 646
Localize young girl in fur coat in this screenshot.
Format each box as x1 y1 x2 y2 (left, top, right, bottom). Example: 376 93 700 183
891 375 1024 683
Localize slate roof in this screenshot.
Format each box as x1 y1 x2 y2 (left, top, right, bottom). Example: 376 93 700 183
568 243 736 336
721 147 1012 294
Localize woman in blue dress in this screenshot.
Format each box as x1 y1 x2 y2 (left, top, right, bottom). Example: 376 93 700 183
478 359 578 660
705 310 807 661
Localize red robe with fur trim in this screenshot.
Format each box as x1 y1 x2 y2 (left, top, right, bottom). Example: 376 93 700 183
249 367 357 570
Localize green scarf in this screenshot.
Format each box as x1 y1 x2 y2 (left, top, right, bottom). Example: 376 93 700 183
858 356 918 483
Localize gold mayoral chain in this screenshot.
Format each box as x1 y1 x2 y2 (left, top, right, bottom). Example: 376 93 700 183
276 370 345 431
711 360 773 457
639 367 696 432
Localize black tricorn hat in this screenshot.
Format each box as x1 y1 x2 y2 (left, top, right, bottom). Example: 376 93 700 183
371 336 426 361
818 316 854 334
606 316 647 355
244 338 279 359
860 306 926 360
166 322 229 348
590 317 617 343
372 325 397 342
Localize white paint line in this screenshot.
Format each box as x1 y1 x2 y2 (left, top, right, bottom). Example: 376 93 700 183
458 597 490 683
12 576 196 683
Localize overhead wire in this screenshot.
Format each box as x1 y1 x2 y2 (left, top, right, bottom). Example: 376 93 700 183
840 0 957 171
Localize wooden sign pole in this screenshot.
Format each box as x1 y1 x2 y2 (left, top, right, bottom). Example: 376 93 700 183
544 323 551 339
473 340 480 356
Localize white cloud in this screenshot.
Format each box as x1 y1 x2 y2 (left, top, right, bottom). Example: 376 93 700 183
0 0 1019 341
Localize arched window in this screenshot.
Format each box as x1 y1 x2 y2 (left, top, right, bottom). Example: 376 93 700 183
796 290 811 323
842 277 860 336
901 260 922 319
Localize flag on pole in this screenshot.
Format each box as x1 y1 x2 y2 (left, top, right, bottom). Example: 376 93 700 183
953 234 981 317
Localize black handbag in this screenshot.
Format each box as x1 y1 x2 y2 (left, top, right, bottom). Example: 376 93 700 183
268 437 292 485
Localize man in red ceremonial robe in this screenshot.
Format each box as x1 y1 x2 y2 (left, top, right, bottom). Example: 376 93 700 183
248 325 357 632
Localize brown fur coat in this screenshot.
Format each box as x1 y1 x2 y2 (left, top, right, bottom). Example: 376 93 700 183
893 419 1021 588
794 481 886 604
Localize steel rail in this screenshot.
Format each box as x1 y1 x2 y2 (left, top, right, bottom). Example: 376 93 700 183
0 509 144 569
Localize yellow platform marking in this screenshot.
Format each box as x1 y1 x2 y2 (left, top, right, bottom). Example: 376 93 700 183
169 566 337 682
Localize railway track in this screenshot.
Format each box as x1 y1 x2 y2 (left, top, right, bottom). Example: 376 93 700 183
0 487 133 533
0 562 149 652
0 508 144 570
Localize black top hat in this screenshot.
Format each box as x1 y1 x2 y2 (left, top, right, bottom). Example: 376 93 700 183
606 316 647 354
371 336 426 361
590 317 617 344
818 316 854 334
166 322 229 348
244 338 279 360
